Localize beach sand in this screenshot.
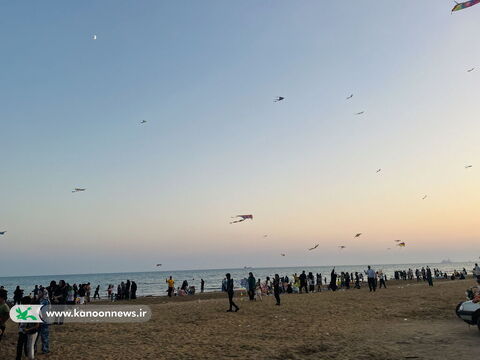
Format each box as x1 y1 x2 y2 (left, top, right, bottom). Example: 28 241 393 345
1 278 478 360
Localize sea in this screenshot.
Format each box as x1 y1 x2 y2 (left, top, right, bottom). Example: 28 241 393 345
0 262 475 297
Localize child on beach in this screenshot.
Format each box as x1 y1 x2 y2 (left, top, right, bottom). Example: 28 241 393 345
255 280 262 301
16 296 40 360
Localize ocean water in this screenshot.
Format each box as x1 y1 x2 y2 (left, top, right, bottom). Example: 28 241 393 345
0 262 475 298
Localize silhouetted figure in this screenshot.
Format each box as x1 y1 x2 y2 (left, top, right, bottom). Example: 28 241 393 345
225 273 239 312
273 274 281 305
93 285 100 300
130 281 137 299
426 267 433 286
200 279 205 293
299 271 308 293
330 268 338 291
247 272 256 301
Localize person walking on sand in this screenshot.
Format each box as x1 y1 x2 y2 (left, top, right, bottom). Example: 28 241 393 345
225 273 239 312
247 272 256 301
273 274 281 305
93 285 100 300
378 271 387 289
365 266 376 292
426 266 433 286
166 276 175 297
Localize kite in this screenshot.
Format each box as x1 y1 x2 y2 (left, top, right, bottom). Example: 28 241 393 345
338 245 346 249
397 242 406 247
376 168 382 173
140 120 147 124
0 231 6 235
274 96 285 102
156 264 162 267
308 244 319 251
394 240 401 243
422 195 428 200
230 215 253 224
280 253 286 257
263 235 268 238
387 248 391 250
92 35 97 40
465 165 473 168
72 188 86 193
467 67 475 72
346 94 353 100
354 233 362 238
355 111 365 115
452 0 480 12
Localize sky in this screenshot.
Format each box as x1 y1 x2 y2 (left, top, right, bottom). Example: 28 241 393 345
0 1 479 276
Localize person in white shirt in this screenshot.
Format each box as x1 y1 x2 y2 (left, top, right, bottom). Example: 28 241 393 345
473 263 480 280
365 266 376 292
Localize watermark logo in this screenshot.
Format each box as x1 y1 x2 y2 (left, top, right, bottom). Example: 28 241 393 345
10 305 43 323
10 304 151 323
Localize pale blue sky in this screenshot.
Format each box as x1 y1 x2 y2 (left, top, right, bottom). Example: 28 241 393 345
1 1 479 276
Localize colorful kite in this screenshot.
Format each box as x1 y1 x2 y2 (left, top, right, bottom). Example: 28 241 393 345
230 214 253 224
397 242 406 247
452 0 480 12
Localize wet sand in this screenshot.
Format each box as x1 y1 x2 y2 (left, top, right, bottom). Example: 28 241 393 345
1 278 478 360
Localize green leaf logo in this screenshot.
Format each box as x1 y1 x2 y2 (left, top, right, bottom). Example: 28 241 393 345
15 307 38 321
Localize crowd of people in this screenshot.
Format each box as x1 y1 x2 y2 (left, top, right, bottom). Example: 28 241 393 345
0 264 479 358
0 278 137 359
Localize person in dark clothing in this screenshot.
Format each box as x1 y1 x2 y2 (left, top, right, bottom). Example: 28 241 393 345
299 271 308 293
354 272 360 289
13 286 23 305
16 296 39 360
273 274 281 306
345 272 351 289
130 281 137 299
200 279 205 293
426 267 433 286
225 273 239 312
329 268 338 291
94 285 100 300
125 280 131 300
247 273 256 301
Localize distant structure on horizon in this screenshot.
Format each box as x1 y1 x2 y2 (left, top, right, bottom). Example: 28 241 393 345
441 259 453 264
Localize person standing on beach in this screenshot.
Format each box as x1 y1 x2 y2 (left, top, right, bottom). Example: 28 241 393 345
131 281 137 299
247 273 256 301
273 274 281 306
225 273 239 312
329 268 338 291
200 279 205 293
125 280 131 300
166 276 175 297
426 266 433 286
365 266 376 292
473 263 480 281
0 289 9 342
299 271 308 293
316 273 322 292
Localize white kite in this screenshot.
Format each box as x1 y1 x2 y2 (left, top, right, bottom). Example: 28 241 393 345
230 215 253 224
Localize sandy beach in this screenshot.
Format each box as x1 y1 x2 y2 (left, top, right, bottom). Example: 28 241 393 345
1 278 478 360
